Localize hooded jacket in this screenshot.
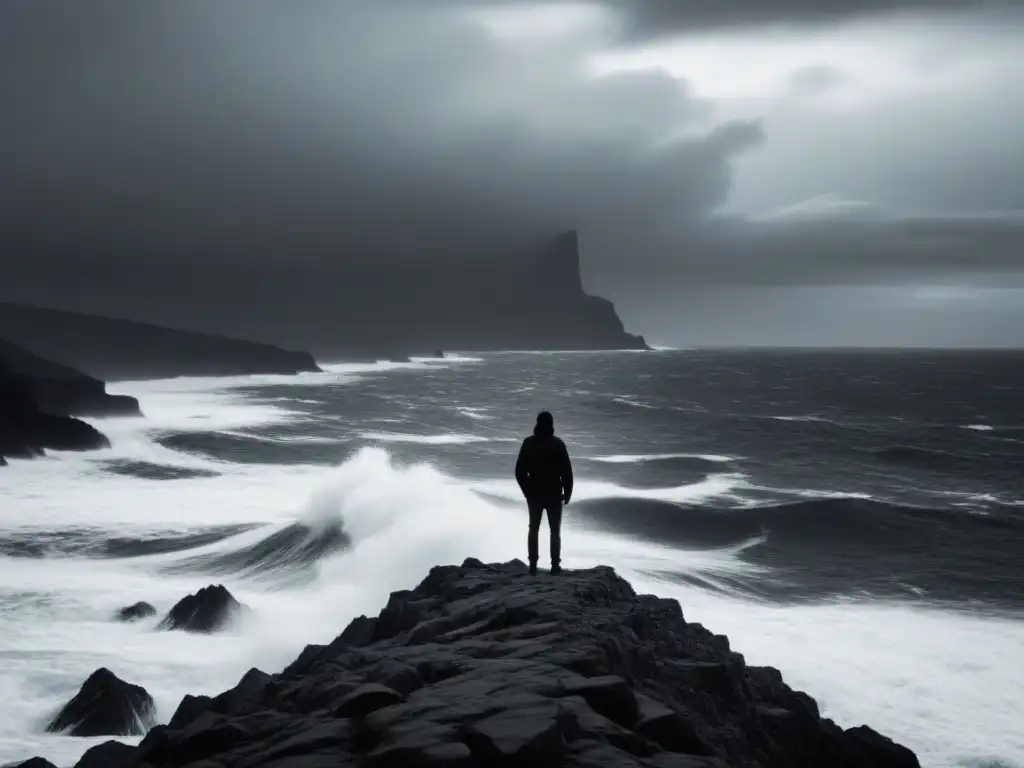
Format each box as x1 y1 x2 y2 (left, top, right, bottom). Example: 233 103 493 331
514 421 574 504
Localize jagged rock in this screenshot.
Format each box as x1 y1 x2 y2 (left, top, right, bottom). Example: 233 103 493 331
158 584 247 633
45 668 156 737
34 561 918 768
116 602 157 622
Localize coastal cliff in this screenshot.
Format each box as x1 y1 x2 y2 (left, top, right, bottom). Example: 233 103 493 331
0 339 140 417
0 303 321 381
1 231 645 361
289 230 647 358
29 560 918 768
0 364 111 462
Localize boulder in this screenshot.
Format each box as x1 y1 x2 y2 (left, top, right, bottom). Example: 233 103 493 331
116 602 157 622
45 668 156 737
158 584 247 633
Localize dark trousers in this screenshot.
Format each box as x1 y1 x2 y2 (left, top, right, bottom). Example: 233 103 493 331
527 500 562 567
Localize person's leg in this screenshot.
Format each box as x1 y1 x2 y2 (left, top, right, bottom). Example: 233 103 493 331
527 503 543 574
547 501 563 572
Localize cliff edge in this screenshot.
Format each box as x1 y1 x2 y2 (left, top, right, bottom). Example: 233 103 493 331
0 303 321 381
0 339 141 417
0 364 111 463
40 560 918 768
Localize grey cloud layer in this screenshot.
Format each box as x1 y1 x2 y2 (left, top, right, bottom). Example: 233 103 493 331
1 0 1022 346
0 0 760 268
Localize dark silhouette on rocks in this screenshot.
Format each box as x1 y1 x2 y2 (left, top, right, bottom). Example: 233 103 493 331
516 411 574 575
0 303 321 381
158 584 247 633
45 668 156 737
116 602 157 622
17 560 920 768
0 364 110 463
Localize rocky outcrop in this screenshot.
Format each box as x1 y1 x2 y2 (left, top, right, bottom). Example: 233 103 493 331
0 339 141 417
158 585 247 633
0 367 110 462
116 602 157 622
0 303 321 381
31 561 919 768
45 668 156 737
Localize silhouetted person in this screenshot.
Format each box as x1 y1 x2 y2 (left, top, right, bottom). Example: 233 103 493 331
515 411 573 575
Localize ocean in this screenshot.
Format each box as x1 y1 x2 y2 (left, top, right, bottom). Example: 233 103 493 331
2 350 1022 768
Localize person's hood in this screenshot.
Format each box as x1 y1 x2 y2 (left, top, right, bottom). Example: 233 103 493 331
533 423 555 437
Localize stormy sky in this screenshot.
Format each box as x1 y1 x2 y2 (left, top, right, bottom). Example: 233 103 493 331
1 0 1022 347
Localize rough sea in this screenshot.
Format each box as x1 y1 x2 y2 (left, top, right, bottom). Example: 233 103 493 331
2 350 1023 768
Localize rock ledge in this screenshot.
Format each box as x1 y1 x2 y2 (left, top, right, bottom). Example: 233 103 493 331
24 560 920 768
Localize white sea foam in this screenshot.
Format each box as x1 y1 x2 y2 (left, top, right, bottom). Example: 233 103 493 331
590 453 736 464
358 431 494 445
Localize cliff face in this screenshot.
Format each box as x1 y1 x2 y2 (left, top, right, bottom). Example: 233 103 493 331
1 231 644 362
0 339 141 417
0 365 111 462
291 230 647 358
30 560 919 768
0 304 322 381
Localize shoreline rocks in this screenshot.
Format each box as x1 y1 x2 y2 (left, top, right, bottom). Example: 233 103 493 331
21 560 919 768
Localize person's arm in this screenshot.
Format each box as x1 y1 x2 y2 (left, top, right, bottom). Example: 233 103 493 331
515 439 530 499
560 439 574 504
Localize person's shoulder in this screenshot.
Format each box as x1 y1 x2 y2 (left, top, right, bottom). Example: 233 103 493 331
553 435 568 449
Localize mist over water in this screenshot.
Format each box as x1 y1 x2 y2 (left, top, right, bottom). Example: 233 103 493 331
1 351 1023 768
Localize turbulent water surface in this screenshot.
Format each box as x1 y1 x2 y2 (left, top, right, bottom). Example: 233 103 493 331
2 350 1023 768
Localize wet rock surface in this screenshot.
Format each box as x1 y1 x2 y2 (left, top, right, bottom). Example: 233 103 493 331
34 561 919 767
45 668 156 738
116 601 157 622
158 584 248 633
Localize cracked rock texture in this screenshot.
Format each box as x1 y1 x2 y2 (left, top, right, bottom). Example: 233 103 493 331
26 559 920 768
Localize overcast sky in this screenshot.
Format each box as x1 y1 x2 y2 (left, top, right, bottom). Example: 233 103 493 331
1 0 1022 347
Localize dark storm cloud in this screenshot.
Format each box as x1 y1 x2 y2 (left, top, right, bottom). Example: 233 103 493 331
609 0 1020 37
1 0 1022 349
587 208 1024 289
441 0 1022 38
0 0 760 273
